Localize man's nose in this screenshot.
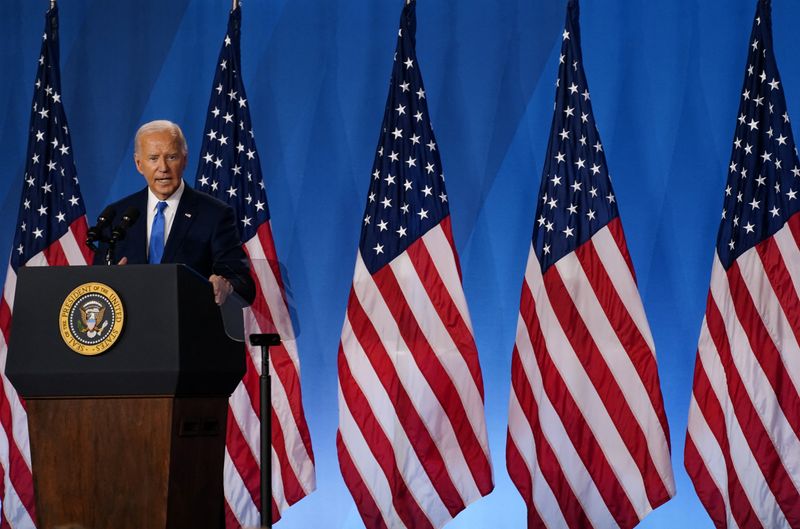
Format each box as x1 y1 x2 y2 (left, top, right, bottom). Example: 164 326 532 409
156 157 168 171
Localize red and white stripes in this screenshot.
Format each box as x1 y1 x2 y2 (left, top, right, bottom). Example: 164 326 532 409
0 218 90 529
337 218 493 529
224 222 315 528
507 218 675 529
685 215 800 529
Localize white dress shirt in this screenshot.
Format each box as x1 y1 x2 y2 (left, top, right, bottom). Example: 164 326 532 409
145 179 185 259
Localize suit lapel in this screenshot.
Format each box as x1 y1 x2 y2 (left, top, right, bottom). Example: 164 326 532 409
162 186 198 263
125 189 148 264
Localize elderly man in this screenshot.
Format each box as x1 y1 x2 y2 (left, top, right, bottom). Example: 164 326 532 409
93 120 255 305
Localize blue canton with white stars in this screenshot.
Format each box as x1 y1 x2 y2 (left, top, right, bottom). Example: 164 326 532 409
359 0 449 275
12 5 86 271
194 6 269 242
716 0 800 270
532 0 618 274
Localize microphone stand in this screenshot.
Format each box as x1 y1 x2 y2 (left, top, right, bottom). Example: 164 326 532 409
249 333 280 529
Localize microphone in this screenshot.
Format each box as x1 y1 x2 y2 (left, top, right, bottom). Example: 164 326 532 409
86 205 116 246
110 207 140 243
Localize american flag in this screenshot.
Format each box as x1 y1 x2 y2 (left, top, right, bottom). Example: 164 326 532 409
193 6 315 526
0 5 92 528
336 2 493 527
685 1 800 527
505 1 675 528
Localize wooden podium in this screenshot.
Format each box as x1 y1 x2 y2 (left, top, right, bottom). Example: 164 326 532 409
6 264 245 529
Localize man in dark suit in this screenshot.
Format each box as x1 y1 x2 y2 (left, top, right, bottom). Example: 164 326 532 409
93 120 255 305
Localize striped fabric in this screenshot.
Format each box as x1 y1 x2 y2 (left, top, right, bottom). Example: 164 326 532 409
336 2 493 527
685 2 800 527
0 5 92 528
192 6 315 526
506 2 675 528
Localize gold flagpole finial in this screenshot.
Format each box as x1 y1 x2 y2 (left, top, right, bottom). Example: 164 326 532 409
233 0 239 9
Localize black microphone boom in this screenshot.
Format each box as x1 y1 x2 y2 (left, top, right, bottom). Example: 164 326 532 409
86 205 116 246
110 207 140 243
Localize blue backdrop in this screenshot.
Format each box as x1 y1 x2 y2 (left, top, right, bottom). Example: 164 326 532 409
2 1 798 527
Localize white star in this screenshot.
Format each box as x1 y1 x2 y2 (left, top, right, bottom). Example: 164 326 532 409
587 209 596 221
51 137 58 148
226 186 238 198
207 129 218 141
218 135 228 146
559 129 570 141
555 152 566 163
748 118 759 131
56 211 65 222
401 203 410 214
744 222 755 234
16 245 23 255
414 111 423 122
211 181 219 191
255 201 265 212
738 113 747 125
590 164 601 175
568 82 579 94
59 144 69 156
545 221 554 232
37 205 47 216
211 107 220 118
374 243 384 255
214 157 223 169
425 163 435 174
548 197 558 209
562 29 570 40
47 160 57 171
754 95 764 107
581 112 589 123
575 158 585 169
228 89 238 100
760 151 772 163
594 141 603 152
422 185 433 197
564 106 574 118
378 220 388 232
729 239 735 250
749 198 760 210
225 35 231 46
68 195 79 206
405 156 416 168
33 228 43 239
744 143 753 155
400 81 410 92
220 59 227 70
232 165 242 175
363 215 371 225
589 186 598 198
567 203 578 215
551 175 562 186
404 57 414 69
417 88 425 99
35 130 44 142
385 174 396 186
403 179 412 191
607 193 615 203
730 161 738 173
734 137 742 149
769 78 780 91
579 135 587 146
418 208 429 220
563 226 574 238
777 134 788 146
752 39 759 51
381 197 392 209
25 176 35 187
389 151 399 162
392 128 403 140
439 192 447 202
41 183 52 193
582 89 590 101
246 149 256 160
199 175 209 186
395 104 406 115
223 112 233 123
241 216 252 227
543 244 551 255
788 189 798 200
759 70 767 83
770 206 780 217
793 166 800 178
756 175 766 186
408 134 420 146
397 226 407 238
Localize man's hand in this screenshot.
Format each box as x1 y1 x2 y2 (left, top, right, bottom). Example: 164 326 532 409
209 274 234 306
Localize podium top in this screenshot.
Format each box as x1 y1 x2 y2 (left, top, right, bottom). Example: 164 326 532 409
6 264 245 398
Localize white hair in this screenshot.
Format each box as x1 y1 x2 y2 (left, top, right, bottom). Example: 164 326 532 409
134 120 188 155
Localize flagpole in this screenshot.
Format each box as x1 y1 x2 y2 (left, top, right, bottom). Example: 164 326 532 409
50 0 55 8
232 0 238 9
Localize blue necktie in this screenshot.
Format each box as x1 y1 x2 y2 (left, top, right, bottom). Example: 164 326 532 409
149 201 167 264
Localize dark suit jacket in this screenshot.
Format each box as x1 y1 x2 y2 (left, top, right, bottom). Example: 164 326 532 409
93 185 256 304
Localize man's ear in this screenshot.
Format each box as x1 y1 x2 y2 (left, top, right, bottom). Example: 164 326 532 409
134 154 144 175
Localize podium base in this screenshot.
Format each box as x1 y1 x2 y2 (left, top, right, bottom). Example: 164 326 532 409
27 396 227 529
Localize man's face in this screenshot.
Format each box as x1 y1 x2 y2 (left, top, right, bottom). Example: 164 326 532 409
134 130 187 200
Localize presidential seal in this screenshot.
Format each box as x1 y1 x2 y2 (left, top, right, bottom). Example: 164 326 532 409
59 282 125 356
